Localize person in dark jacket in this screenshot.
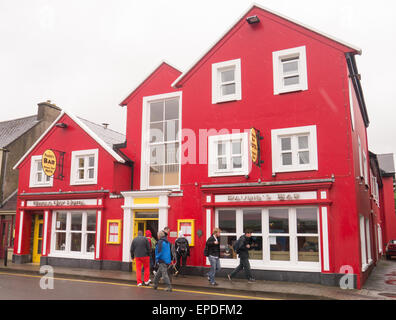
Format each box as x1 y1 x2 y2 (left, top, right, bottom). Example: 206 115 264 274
152 231 172 292
174 231 190 276
130 230 151 286
227 229 255 283
145 230 157 274
205 228 221 286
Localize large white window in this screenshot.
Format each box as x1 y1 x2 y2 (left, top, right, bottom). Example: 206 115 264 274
51 211 96 259
208 132 249 177
29 155 53 188
212 59 242 104
70 149 98 185
141 92 181 190
365 218 372 264
271 125 318 173
215 207 320 271
273 46 308 95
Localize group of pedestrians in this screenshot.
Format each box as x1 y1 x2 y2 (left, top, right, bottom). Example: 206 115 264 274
130 225 256 292
130 226 190 292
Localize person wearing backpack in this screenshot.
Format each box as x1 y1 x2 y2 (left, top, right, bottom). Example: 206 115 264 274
227 229 256 283
204 228 221 286
145 229 157 275
174 231 190 277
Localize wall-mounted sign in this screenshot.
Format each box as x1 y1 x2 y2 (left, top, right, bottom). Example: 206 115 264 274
250 127 263 167
214 191 317 203
42 149 57 177
177 219 195 246
26 199 98 207
107 220 121 244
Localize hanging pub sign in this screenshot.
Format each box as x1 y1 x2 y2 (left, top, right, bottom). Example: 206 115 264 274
250 127 263 167
41 149 66 180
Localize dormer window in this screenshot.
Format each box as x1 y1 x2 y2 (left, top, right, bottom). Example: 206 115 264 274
70 149 98 185
212 59 242 103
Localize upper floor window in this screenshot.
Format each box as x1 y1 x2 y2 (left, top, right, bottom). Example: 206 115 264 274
208 132 249 177
212 59 242 104
70 149 98 185
29 155 53 188
271 125 318 173
141 92 182 190
273 46 308 95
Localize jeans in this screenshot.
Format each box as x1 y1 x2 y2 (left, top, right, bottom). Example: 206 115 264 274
208 255 221 284
153 262 172 288
229 257 253 279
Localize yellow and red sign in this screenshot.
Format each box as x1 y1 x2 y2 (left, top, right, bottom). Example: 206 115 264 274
42 149 57 177
250 128 259 165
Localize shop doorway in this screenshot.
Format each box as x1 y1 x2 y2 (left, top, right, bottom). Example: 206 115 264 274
132 211 158 271
0 219 12 258
32 214 44 263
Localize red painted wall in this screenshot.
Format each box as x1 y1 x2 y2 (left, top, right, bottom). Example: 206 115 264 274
381 177 396 246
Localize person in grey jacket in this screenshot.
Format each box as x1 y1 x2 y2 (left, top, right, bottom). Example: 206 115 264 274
130 230 151 286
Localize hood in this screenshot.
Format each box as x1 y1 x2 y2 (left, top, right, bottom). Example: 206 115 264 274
145 230 152 237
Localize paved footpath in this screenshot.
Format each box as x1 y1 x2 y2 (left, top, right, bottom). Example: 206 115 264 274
1 258 395 300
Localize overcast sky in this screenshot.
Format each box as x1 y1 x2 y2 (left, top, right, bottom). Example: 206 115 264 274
1 0 395 165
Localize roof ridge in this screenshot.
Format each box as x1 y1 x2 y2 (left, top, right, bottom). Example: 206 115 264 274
77 116 125 136
0 114 37 125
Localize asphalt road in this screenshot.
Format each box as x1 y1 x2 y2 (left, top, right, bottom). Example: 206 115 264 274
0 272 274 300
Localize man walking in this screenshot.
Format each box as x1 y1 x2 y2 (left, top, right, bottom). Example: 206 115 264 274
145 230 156 274
130 230 151 287
205 228 221 286
174 231 190 277
152 230 172 292
227 229 256 283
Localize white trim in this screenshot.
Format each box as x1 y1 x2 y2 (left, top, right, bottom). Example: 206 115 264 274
271 125 318 173
70 149 99 185
208 132 249 177
140 91 182 190
348 78 355 131
96 210 101 259
321 207 330 271
273 46 308 95
211 59 242 104
171 3 361 88
43 211 48 256
365 218 372 263
29 155 54 188
17 211 24 254
13 110 124 170
358 136 363 178
359 215 367 271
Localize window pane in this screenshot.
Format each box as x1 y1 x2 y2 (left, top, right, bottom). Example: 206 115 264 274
71 213 82 231
150 101 164 122
150 145 165 165
150 122 164 143
219 235 237 259
296 208 318 234
88 168 94 179
284 76 299 86
87 234 96 253
164 99 179 120
243 209 262 233
218 209 236 233
232 156 242 169
217 157 227 170
165 120 179 142
298 151 310 164
298 236 319 262
232 141 241 154
55 232 66 250
87 213 96 232
282 60 298 74
37 161 43 170
37 172 42 182
249 236 263 260
270 236 290 261
88 156 95 167
281 152 292 166
71 233 82 252
298 136 308 149
269 208 289 233
78 158 84 168
165 143 179 164
217 142 226 156
221 83 236 95
78 169 85 180
56 213 67 230
149 165 163 186
164 164 179 185
281 137 291 151
221 69 235 82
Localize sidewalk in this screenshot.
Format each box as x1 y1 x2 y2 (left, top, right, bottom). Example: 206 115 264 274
0 260 391 300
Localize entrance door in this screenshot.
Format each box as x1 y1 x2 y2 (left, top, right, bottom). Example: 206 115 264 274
0 220 11 258
32 215 44 263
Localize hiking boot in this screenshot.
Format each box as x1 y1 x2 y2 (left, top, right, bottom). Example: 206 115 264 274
248 278 256 283
210 282 218 286
227 274 232 281
153 285 158 290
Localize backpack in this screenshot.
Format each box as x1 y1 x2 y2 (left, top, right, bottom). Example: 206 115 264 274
233 237 242 254
176 239 188 257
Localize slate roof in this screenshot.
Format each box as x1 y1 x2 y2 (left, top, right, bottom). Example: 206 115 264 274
377 153 395 177
0 191 17 211
0 115 38 148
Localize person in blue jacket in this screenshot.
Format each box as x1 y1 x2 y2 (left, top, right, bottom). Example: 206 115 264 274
152 230 172 292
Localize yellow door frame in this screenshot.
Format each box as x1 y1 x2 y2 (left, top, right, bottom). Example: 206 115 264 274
32 215 43 264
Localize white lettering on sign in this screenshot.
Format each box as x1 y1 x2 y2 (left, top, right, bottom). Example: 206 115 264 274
26 199 98 207
214 191 317 203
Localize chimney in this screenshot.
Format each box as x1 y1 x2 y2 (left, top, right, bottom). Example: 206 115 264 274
37 100 62 122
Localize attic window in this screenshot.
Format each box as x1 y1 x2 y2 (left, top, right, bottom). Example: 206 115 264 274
212 59 242 104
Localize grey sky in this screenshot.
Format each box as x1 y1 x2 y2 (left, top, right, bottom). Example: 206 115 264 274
1 0 395 164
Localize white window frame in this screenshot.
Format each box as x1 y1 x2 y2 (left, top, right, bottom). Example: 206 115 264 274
271 125 318 173
358 136 363 178
215 207 321 272
377 224 383 254
365 218 372 264
212 59 242 104
49 210 96 260
359 215 368 271
208 132 249 177
29 155 53 188
140 91 182 191
70 149 99 185
362 150 368 186
273 46 308 95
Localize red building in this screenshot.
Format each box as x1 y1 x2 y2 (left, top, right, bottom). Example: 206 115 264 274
13 4 396 289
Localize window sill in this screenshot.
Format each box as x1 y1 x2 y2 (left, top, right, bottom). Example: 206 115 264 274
29 183 53 188
70 180 97 186
273 166 318 174
275 87 306 95
213 96 240 104
48 252 95 260
209 171 248 178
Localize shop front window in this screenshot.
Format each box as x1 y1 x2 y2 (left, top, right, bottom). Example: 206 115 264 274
218 209 237 259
